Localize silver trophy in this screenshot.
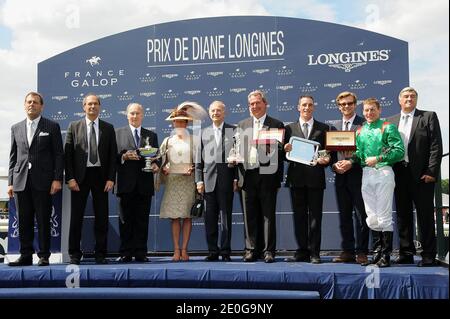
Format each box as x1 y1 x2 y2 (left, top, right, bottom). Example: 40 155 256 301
138 137 159 172
227 131 244 166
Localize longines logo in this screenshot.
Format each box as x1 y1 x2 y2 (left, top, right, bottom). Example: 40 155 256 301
139 73 157 83
229 68 246 78
140 92 157 97
252 68 270 74
145 126 157 131
348 80 367 90
324 83 342 89
50 111 69 121
277 102 296 112
184 90 201 96
276 85 293 91
74 112 85 118
308 49 390 72
206 88 224 97
162 73 179 79
117 91 134 101
324 100 339 110
230 103 247 114
230 88 247 94
325 119 339 126
373 80 392 86
162 90 179 99
184 71 201 81
52 96 68 101
299 83 318 93
207 71 223 77
379 97 393 108
98 109 112 119
276 66 294 76
98 94 112 100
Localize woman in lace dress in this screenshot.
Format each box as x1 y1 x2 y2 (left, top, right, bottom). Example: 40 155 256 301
159 108 197 261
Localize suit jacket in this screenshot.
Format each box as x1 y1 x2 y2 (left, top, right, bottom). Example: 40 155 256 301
237 115 285 189
330 115 364 186
115 126 159 196
284 119 330 189
9 117 64 192
64 118 117 184
389 109 442 181
195 123 237 193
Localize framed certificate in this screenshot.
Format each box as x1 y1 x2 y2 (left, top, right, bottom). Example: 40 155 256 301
325 131 356 151
252 128 285 144
286 136 320 166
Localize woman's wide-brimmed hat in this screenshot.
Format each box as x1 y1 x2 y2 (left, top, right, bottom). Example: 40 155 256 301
165 109 193 121
165 101 207 121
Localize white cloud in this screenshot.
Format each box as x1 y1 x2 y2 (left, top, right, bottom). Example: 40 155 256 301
0 0 267 174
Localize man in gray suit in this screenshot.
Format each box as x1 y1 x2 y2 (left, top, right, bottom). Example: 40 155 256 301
195 101 238 262
237 90 284 263
115 103 159 263
8 92 64 266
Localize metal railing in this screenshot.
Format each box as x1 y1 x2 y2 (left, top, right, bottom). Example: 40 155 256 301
435 152 449 261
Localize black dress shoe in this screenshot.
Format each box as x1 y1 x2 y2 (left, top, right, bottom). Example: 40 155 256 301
264 252 275 263
394 255 415 264
205 253 219 261
417 257 437 267
134 256 149 262
310 256 321 264
95 257 108 264
38 257 49 266
243 252 257 262
221 255 232 262
69 257 80 265
117 256 132 263
8 255 32 267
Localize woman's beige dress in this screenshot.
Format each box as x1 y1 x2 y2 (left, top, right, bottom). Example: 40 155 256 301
159 135 195 219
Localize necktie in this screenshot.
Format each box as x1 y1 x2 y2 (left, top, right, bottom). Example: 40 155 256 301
255 119 261 130
134 128 140 148
27 121 35 146
214 128 221 146
302 123 309 139
345 121 350 131
89 121 98 164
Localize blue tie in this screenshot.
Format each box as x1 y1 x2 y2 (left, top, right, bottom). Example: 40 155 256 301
134 128 140 148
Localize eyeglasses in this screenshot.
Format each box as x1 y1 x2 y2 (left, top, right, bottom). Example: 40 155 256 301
339 102 355 107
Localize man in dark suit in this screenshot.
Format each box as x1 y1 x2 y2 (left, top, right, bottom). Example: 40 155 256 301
390 87 443 267
237 90 284 263
284 95 330 264
115 103 159 263
330 92 369 266
195 101 238 262
7 92 64 266
65 94 117 264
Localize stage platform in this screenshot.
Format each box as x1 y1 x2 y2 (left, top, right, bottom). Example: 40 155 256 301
0 256 448 299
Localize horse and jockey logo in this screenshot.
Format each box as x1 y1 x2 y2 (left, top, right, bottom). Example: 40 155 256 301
86 56 101 66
